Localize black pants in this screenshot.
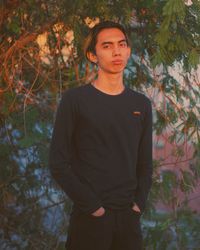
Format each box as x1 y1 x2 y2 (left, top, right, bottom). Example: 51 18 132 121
65 206 143 250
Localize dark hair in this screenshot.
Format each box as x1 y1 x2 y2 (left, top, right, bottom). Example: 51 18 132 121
84 21 130 62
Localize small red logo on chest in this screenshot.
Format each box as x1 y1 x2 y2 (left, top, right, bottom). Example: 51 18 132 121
132 111 141 116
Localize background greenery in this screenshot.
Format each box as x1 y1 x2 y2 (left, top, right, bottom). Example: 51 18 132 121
0 0 200 249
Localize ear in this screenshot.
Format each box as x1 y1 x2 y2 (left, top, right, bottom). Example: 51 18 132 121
87 51 98 64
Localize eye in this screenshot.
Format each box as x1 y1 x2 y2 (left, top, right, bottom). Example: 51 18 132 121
119 42 127 48
103 44 111 49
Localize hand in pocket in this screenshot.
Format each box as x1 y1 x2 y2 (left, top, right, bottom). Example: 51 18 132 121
91 207 105 217
132 203 141 214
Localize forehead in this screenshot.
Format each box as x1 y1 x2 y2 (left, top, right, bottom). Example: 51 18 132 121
96 28 126 44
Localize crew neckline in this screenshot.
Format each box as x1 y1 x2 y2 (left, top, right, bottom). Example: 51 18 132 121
89 82 127 97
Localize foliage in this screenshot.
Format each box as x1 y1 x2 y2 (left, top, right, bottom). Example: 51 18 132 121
143 209 200 250
0 0 200 249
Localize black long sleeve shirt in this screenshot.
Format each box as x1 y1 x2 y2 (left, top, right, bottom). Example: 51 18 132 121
49 83 152 214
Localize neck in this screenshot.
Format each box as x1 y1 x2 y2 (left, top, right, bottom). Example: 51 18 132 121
93 70 124 95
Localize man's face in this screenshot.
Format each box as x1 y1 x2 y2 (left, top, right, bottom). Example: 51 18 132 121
89 28 131 74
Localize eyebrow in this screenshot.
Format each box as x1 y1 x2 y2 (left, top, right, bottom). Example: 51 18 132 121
101 39 127 46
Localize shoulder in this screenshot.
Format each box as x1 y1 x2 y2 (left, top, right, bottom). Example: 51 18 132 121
126 87 151 107
57 85 89 113
62 84 89 96
61 84 90 102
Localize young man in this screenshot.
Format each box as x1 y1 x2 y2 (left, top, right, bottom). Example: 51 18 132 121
49 21 152 250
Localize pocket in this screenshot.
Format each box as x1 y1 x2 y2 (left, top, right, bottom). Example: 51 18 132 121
129 208 142 236
89 209 107 219
130 208 141 218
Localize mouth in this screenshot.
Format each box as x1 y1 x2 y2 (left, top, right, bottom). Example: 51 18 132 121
112 60 123 65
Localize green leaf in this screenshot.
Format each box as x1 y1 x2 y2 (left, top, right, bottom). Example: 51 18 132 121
188 49 200 68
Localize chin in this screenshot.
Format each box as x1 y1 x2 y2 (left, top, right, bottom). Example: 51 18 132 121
110 67 125 74
100 65 125 74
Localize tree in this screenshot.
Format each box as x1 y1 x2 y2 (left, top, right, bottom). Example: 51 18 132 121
0 0 200 249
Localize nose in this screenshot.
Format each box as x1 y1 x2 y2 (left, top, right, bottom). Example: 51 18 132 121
112 45 121 56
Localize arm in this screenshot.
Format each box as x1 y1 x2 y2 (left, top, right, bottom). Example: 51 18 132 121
49 90 102 214
134 98 153 213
